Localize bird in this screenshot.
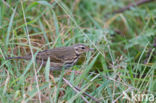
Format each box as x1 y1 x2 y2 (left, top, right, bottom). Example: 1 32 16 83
6 44 94 71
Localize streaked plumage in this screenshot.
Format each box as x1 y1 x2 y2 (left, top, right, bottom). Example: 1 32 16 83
7 44 94 71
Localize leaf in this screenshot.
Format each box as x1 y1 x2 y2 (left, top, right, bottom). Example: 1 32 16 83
5 7 17 46
45 57 50 82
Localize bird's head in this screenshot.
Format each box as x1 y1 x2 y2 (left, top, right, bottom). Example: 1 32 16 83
73 44 94 55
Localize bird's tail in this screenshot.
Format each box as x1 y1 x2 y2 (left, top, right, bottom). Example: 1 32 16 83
6 56 30 60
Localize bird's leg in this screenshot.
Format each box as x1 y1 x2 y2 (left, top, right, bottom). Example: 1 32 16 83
49 74 56 85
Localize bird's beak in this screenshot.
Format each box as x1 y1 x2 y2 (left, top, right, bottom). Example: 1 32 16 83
89 48 94 51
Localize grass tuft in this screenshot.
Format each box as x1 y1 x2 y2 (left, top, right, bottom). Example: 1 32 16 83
0 0 156 102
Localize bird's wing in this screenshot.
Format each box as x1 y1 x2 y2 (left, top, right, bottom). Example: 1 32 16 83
36 49 65 63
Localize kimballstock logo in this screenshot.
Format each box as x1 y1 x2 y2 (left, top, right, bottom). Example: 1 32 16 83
122 91 155 102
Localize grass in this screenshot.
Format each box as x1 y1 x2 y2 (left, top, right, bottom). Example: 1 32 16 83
0 0 156 103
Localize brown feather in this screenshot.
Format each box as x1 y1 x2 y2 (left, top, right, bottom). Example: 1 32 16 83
7 44 93 70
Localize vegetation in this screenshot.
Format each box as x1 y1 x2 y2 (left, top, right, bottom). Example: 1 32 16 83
0 0 155 102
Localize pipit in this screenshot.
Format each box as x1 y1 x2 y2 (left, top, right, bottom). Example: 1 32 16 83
7 44 94 71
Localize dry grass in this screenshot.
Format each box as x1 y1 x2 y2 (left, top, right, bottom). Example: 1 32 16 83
0 0 156 102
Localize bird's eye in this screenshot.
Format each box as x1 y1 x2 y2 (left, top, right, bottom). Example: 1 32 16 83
81 47 85 49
